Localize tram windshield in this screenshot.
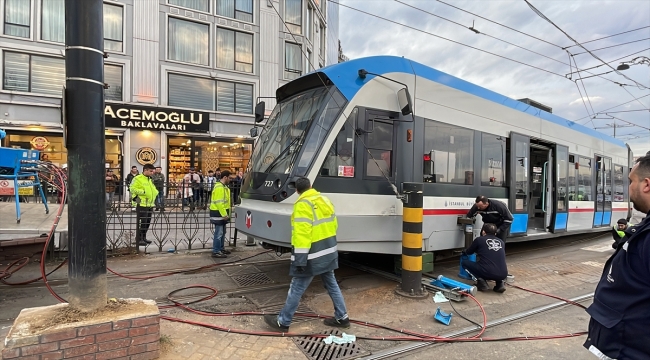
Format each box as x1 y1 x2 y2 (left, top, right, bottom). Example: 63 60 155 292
249 86 346 176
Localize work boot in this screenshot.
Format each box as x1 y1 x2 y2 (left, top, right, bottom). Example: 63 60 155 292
476 278 490 291
211 252 227 258
264 315 289 332
323 317 350 329
494 280 506 293
221 249 232 255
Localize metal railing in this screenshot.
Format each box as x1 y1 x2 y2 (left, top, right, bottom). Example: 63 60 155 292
3 179 245 254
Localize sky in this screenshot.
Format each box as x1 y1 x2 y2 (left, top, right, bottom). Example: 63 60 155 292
337 0 650 155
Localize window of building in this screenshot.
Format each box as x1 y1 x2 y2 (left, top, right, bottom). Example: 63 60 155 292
216 27 253 73
104 3 123 52
216 0 253 23
423 120 474 184
285 42 302 80
4 0 30 38
577 156 592 201
480 133 505 187
285 0 301 34
613 165 624 202
319 23 325 58
169 0 209 13
168 17 209 66
306 5 312 41
41 0 64 42
168 73 253 114
306 49 312 72
320 108 356 177
104 64 123 101
3 52 65 95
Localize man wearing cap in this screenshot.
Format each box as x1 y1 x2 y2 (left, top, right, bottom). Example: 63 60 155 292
611 219 629 249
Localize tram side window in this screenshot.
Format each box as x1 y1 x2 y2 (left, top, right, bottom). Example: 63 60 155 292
480 134 506 186
320 108 357 177
423 120 474 184
577 157 592 201
366 120 393 177
613 165 624 202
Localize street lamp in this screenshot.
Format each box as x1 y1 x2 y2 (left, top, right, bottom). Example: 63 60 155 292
617 56 650 71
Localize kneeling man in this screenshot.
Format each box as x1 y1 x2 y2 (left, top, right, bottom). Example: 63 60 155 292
461 223 508 293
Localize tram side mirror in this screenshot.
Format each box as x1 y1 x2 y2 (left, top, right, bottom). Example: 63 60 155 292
249 127 259 138
397 88 413 116
254 101 266 123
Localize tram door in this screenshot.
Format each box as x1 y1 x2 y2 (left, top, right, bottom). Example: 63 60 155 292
550 145 569 233
593 155 613 227
508 133 530 236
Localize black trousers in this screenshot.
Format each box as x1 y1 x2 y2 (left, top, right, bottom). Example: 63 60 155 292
497 225 510 243
137 206 153 241
461 258 506 283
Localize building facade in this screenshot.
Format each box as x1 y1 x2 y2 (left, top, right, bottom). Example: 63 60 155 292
0 0 338 189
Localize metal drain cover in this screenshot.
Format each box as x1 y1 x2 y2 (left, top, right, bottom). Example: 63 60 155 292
231 272 274 287
293 329 367 360
261 303 313 324
222 265 261 277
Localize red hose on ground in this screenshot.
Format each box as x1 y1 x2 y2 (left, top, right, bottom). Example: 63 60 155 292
1 162 590 343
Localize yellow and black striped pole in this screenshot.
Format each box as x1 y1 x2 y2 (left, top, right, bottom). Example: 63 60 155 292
395 182 427 298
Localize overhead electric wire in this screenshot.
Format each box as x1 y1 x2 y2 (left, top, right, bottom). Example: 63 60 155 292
572 37 650 56
566 47 650 75
432 0 564 49
574 93 650 121
565 25 650 48
349 0 646 128
334 1 566 78
571 55 597 118
524 0 650 90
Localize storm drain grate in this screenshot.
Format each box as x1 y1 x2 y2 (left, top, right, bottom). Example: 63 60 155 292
261 303 314 324
222 265 261 277
231 272 274 287
292 329 367 360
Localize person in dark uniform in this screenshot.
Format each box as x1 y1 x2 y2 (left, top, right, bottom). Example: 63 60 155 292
461 223 508 293
466 196 514 243
583 154 650 359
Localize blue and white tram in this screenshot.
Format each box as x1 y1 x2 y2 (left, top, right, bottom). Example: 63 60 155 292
234 55 632 255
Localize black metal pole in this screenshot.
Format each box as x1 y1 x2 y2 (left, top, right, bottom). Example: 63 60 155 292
65 0 107 311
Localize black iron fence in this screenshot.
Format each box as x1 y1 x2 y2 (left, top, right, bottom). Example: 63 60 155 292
3 179 245 253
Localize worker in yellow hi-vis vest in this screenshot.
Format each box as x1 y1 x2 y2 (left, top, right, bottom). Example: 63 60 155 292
611 218 630 249
210 170 231 258
264 177 349 332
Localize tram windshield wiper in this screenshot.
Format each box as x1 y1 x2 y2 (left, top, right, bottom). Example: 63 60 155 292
264 132 305 174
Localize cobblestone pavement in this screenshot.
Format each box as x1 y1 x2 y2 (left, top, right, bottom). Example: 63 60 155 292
1 233 615 359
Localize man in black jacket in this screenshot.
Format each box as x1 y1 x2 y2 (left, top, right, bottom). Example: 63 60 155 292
466 196 513 243
583 154 650 359
461 223 508 293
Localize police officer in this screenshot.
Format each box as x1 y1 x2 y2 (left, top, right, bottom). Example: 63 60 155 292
466 196 514 243
584 154 650 359
461 223 508 293
264 177 349 332
129 164 158 246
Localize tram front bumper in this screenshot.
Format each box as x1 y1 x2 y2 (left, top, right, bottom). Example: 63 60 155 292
234 205 292 248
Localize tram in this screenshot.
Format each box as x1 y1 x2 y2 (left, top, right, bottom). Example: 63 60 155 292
234 55 632 255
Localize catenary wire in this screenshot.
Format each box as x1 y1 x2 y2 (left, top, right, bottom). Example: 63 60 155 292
572 37 650 56
334 1 566 78
564 25 650 48
524 0 650 90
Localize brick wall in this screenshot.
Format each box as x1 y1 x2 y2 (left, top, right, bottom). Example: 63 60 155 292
1 315 160 360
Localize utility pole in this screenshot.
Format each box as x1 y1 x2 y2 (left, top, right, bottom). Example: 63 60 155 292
65 0 107 312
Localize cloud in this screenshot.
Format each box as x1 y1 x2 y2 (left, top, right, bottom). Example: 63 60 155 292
569 96 604 106
337 0 650 153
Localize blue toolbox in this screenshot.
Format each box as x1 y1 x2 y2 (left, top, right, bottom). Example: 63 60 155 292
0 147 49 223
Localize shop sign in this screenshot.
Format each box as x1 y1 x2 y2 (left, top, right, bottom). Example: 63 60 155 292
0 180 35 196
104 103 210 133
135 147 157 165
30 136 50 150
